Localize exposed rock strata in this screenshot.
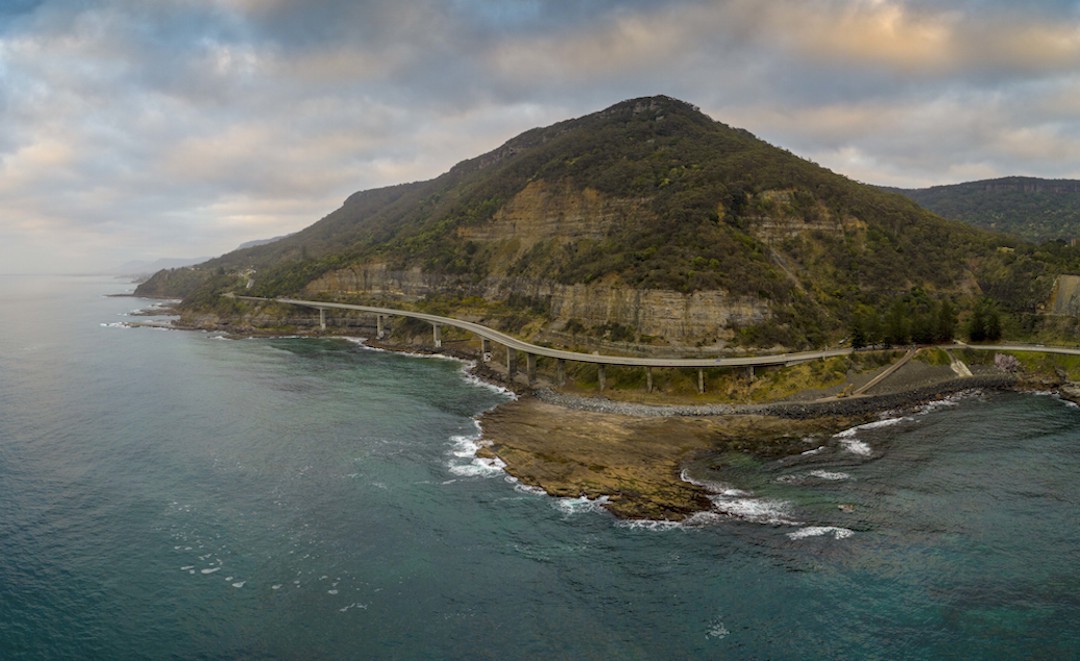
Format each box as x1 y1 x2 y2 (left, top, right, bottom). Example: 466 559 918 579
304 180 772 349
306 265 770 349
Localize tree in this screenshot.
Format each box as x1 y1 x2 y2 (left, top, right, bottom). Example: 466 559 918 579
985 305 1002 341
967 306 987 342
936 299 957 343
884 300 911 346
850 315 868 349
968 299 1002 342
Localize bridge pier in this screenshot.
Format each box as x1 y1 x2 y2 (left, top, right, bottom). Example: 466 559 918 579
506 347 517 380
598 364 606 391
746 365 755 382
526 353 537 385
556 359 566 386
646 367 653 393
432 323 442 348
480 337 491 362
319 308 326 331
376 314 385 339
697 368 705 394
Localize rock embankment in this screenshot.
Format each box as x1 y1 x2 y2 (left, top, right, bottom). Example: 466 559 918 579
533 374 1018 419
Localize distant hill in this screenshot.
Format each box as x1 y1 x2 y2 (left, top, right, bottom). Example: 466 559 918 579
115 257 210 278
137 97 1080 350
119 236 288 279
236 234 290 250
886 177 1080 243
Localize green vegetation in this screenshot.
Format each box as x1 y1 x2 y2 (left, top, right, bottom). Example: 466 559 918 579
887 176 1080 243
136 97 1080 350
135 267 216 299
917 347 952 367
849 289 958 347
966 299 1003 342
1007 351 1080 381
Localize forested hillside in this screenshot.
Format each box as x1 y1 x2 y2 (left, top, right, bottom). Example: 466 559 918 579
138 97 1080 350
886 177 1080 243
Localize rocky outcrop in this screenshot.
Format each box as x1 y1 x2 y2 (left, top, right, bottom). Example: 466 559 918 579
1048 274 1080 315
544 284 768 345
306 263 456 302
745 189 866 244
305 263 771 349
456 180 642 248
303 179 772 349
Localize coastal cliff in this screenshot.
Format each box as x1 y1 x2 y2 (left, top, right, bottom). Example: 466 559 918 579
137 95 1080 353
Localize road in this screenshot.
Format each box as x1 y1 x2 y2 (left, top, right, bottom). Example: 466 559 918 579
237 296 1080 369
237 296 854 368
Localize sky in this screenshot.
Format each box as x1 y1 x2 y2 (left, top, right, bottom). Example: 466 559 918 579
2 0 1080 273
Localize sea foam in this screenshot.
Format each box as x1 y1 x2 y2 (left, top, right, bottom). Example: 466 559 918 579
833 415 907 456
839 438 873 456
446 427 506 478
786 526 854 540
616 518 685 531
708 495 801 526
555 495 610 516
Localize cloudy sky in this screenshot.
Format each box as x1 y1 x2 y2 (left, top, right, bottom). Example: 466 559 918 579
2 0 1079 273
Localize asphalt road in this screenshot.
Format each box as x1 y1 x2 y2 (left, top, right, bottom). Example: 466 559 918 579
240 296 853 368
237 296 1080 368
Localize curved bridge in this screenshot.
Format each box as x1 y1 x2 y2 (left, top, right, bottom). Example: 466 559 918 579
234 295 1080 392
237 295 851 366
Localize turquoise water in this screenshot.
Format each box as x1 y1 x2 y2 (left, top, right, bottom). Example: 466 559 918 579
1 275 1077 659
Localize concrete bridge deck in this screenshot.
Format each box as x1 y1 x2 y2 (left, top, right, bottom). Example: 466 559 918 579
236 295 853 369
233 295 1080 392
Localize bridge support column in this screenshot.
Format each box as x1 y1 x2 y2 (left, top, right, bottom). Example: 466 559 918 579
506 348 517 380
598 364 606 392
746 365 755 382
319 308 326 331
526 354 537 385
556 359 566 386
646 367 653 393
376 315 385 339
480 337 491 362
432 323 442 349
697 368 705 394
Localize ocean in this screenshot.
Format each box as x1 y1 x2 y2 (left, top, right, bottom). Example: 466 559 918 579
1 274 1077 659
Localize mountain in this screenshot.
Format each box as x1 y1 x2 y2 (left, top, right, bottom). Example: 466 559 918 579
885 176 1080 243
137 96 1080 350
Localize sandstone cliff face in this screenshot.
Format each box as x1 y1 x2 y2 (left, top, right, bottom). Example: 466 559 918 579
1049 274 1080 315
456 180 649 275
745 189 866 244
307 263 451 301
305 266 769 349
303 179 773 350
544 284 768 345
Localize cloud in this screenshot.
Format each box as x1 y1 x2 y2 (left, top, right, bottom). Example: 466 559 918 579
0 0 1079 273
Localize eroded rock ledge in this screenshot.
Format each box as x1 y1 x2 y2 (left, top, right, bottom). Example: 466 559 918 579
476 375 1023 521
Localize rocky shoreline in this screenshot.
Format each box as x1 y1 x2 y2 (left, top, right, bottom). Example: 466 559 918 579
156 311 1077 521
473 373 1055 521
